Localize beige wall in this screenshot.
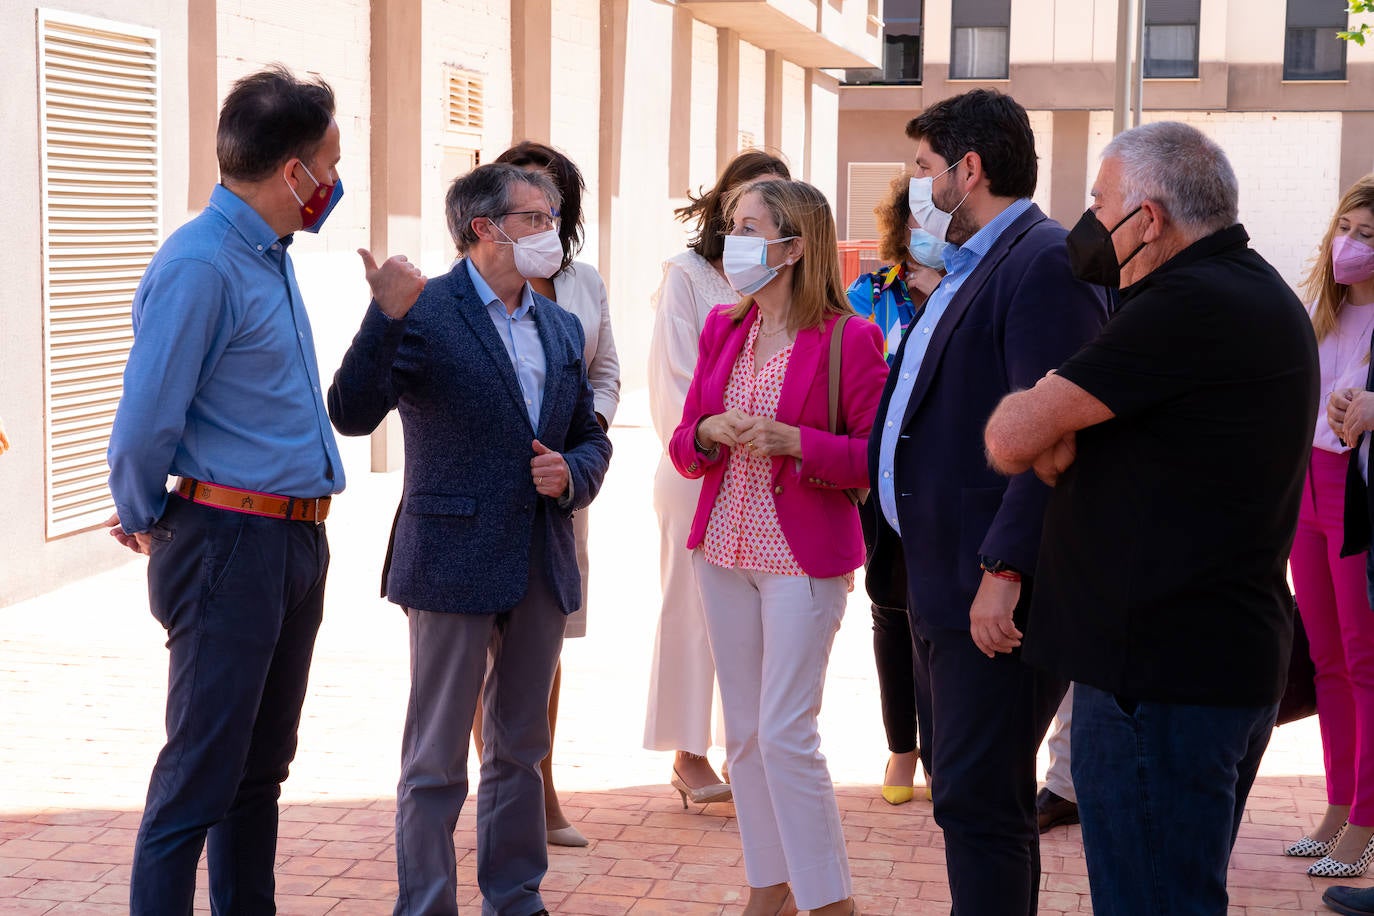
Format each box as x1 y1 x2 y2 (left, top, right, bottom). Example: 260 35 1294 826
1 1 189 605
3 0 859 603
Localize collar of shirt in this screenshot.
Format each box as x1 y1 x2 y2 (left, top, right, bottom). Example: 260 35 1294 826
206 184 293 260
939 197 1034 278
466 257 535 318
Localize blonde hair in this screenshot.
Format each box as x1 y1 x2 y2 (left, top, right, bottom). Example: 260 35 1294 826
722 179 852 332
875 171 914 267
1305 175 1374 342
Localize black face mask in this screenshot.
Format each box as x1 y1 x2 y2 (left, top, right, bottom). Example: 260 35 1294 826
1066 206 1145 288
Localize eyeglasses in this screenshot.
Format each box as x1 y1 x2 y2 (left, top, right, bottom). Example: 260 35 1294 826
497 210 561 232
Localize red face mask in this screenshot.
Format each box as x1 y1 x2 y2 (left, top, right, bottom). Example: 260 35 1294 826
286 163 343 233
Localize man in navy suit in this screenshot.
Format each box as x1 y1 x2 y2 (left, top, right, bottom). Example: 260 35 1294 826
867 90 1107 915
328 162 612 916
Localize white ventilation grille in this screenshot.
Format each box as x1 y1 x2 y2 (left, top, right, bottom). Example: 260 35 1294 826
738 130 757 151
38 10 160 537
446 68 485 139
846 161 905 240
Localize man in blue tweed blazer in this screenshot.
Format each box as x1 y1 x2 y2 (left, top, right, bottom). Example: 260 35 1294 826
328 162 612 916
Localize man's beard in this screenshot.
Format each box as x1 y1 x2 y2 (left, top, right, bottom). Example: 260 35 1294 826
934 186 978 246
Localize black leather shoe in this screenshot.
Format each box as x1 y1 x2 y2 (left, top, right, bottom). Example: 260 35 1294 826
1325 886 1374 915
1035 787 1079 833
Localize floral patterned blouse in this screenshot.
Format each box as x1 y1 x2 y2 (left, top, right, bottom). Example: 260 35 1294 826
702 317 805 576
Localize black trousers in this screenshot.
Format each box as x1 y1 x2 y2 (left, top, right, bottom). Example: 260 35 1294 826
871 603 932 777
130 496 329 915
911 604 1066 916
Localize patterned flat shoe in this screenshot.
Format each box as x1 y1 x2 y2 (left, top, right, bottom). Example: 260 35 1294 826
1308 836 1374 878
1287 823 1345 857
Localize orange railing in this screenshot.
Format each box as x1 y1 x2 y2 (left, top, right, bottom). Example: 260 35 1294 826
838 239 882 287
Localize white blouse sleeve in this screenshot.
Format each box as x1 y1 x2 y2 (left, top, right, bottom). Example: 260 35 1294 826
648 262 705 451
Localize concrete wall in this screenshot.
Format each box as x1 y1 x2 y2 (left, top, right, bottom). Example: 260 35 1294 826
2 0 855 603
1 1 189 605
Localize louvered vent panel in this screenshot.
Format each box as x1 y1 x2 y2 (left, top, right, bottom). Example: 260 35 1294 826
38 10 159 537
447 69 485 133
846 162 905 240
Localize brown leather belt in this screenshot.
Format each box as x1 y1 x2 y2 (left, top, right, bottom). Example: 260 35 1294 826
175 477 331 523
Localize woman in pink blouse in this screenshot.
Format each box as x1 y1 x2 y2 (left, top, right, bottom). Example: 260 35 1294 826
670 179 888 916
1290 176 1374 877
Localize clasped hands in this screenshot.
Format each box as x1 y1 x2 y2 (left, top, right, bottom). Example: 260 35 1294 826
696 408 802 459
1328 387 1374 447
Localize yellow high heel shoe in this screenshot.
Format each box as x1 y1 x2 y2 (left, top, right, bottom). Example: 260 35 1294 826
880 751 919 806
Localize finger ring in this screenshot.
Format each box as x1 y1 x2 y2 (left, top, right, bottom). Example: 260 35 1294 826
536 477 542 486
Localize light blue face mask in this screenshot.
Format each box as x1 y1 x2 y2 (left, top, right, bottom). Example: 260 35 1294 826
909 227 948 269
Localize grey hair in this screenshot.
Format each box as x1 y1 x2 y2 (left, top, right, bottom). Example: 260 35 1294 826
445 162 562 254
1102 121 1238 236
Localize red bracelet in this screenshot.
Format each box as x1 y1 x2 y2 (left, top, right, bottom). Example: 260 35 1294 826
985 568 1022 582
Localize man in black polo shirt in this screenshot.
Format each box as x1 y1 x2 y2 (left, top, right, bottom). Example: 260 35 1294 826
983 121 1318 915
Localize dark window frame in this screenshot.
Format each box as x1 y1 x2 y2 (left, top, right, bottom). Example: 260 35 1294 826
1283 0 1349 81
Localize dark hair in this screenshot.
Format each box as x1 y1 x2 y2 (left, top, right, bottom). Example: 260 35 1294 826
217 65 336 182
495 141 584 275
445 162 562 255
676 150 791 261
905 89 1037 200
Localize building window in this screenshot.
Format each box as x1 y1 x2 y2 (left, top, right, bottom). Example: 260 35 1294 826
1284 0 1348 80
1143 0 1199 78
950 0 1009 80
37 9 160 537
882 0 922 83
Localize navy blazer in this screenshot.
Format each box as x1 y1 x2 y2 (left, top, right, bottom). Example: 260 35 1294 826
867 204 1108 632
327 260 612 615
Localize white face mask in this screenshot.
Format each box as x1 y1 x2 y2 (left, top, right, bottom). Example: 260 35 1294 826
908 160 967 244
908 227 948 269
722 234 797 296
493 224 564 279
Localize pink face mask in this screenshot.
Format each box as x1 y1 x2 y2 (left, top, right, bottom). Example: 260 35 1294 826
1333 235 1374 285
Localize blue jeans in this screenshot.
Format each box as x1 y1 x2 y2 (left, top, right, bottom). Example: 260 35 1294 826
130 496 329 915
1071 683 1276 916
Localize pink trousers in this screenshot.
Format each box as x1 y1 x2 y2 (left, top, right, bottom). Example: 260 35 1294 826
1290 446 1374 824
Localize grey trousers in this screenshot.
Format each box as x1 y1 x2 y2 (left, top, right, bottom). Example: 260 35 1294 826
393 534 566 916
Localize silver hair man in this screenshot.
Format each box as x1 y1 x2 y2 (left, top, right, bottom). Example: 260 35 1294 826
1103 121 1238 237
445 162 561 253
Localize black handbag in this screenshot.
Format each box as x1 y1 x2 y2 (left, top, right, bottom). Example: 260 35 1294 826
1277 597 1318 726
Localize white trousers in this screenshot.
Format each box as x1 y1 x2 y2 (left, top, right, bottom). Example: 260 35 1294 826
694 551 852 910
1045 684 1076 803
644 458 726 753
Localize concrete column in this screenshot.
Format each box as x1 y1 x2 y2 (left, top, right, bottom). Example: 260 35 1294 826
368 0 423 472
186 0 217 210
764 50 783 153
1049 109 1091 227
668 5 695 196
1341 112 1374 193
598 0 628 280
716 28 740 173
512 0 553 142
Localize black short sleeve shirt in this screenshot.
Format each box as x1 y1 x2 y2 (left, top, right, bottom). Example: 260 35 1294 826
1023 225 1319 706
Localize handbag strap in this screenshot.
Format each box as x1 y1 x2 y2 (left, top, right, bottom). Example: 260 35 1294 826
828 314 852 435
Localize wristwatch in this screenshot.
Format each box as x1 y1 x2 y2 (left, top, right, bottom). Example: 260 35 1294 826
979 555 1022 581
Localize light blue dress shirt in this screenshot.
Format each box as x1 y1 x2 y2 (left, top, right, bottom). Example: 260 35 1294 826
108 184 344 534
876 198 1034 534
466 259 546 430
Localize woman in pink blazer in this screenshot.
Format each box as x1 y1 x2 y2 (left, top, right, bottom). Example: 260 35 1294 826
670 179 888 916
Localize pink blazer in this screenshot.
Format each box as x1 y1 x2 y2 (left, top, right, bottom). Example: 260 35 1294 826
670 305 889 578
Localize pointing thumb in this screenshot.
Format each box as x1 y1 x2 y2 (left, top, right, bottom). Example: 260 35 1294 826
531 439 551 455
357 248 379 273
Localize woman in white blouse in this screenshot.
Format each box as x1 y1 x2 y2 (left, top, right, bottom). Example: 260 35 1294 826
645 150 790 805
471 141 620 847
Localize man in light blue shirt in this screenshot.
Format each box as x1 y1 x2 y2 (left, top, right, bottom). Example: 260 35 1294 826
105 67 359 914
864 90 1107 916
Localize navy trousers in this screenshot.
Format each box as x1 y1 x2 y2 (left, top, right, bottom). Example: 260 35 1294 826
130 495 329 915
1072 683 1276 916
910 607 1066 916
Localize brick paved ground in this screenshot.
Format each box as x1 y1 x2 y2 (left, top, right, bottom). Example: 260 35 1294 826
1 396 1369 914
